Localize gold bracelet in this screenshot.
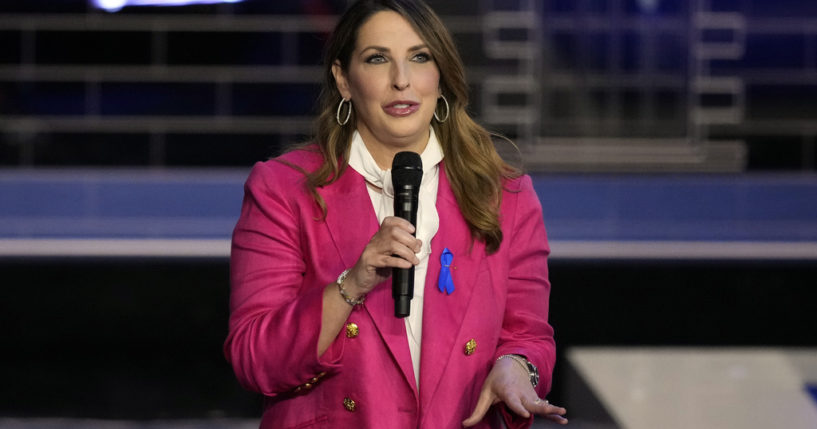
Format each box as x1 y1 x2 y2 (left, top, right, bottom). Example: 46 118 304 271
496 354 539 388
496 354 529 374
336 269 365 306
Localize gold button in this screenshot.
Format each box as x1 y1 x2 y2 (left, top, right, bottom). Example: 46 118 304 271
464 339 477 356
343 397 356 412
310 377 319 383
294 386 302 393
317 371 327 378
303 383 313 390
345 322 359 338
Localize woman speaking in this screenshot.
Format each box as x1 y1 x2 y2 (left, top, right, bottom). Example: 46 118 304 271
224 1 567 427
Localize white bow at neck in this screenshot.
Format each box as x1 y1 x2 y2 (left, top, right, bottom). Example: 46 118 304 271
348 128 444 196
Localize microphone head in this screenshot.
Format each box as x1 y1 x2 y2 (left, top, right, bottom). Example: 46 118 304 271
391 151 423 188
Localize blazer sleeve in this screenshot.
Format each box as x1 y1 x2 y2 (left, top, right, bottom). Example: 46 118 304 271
494 175 557 428
224 160 345 397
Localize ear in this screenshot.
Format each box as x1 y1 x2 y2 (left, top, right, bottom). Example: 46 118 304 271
331 60 352 100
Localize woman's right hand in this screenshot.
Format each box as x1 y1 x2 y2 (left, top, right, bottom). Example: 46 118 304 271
343 216 422 298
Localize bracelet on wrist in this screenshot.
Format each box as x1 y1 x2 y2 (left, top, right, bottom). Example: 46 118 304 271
496 354 540 388
496 354 528 373
336 269 365 306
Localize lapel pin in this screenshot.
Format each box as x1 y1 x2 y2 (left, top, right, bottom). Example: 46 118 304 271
438 247 455 295
464 339 477 356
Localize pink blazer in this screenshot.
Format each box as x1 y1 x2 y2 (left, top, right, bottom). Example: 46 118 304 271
225 148 556 429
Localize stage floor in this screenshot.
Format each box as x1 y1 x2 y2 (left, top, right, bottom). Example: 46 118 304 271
2 349 816 428
560 347 817 429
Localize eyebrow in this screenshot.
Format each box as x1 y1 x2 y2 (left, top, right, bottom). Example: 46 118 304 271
359 44 429 54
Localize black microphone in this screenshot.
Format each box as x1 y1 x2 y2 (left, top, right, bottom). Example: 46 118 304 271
391 151 423 318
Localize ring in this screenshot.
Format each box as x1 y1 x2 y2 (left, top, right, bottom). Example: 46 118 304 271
533 398 543 405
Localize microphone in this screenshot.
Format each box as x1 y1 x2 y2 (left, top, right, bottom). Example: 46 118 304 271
391 151 423 318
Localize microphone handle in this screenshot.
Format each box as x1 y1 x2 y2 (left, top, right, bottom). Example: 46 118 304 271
393 185 418 318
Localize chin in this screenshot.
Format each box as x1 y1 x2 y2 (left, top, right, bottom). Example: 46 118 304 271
390 128 429 142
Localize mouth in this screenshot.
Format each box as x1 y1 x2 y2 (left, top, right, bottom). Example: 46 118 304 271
383 100 420 117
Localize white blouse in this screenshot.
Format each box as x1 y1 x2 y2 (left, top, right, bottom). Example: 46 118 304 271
347 128 443 388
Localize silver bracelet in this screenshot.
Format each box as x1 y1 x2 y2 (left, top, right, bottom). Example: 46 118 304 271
336 269 365 306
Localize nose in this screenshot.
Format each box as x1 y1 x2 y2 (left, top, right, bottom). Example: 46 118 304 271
392 61 410 91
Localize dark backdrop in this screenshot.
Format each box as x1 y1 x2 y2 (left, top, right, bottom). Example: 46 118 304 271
2 258 814 418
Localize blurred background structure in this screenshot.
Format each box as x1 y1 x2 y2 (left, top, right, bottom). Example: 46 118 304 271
2 0 817 171
1 0 816 428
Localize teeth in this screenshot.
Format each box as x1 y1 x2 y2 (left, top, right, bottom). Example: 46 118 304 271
393 104 409 108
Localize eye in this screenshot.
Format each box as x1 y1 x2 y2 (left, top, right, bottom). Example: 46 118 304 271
412 52 432 63
365 54 387 64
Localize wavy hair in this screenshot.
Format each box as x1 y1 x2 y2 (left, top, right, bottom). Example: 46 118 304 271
304 0 520 254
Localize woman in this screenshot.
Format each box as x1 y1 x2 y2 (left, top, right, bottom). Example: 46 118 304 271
224 1 567 427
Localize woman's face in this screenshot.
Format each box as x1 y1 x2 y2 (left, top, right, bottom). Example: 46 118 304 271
333 10 441 166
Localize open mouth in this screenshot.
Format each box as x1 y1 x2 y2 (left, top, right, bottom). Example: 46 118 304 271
384 101 420 116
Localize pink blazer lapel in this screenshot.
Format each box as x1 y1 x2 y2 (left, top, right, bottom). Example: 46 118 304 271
419 166 485 410
318 167 378 271
318 167 419 396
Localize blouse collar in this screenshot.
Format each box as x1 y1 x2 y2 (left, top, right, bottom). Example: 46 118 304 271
348 127 444 197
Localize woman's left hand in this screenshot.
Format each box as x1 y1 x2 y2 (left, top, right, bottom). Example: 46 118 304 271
462 357 568 427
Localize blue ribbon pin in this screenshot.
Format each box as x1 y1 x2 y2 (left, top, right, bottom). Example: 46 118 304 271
438 247 455 295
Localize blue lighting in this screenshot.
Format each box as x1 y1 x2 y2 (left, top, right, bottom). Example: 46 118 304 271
92 0 244 13
807 384 817 407
637 0 659 13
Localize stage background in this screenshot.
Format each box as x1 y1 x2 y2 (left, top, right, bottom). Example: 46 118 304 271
1 0 816 426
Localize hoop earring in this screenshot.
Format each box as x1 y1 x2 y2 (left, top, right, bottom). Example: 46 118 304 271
336 98 352 126
433 95 449 123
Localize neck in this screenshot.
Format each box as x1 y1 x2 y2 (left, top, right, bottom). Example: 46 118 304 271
357 129 430 169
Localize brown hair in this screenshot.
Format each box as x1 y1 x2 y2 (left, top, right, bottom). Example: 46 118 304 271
306 0 520 254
